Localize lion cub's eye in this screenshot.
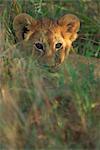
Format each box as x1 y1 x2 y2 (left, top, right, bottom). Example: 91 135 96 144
55 43 62 49
35 42 44 51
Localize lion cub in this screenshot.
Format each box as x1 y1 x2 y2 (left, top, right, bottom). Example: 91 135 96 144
13 13 80 66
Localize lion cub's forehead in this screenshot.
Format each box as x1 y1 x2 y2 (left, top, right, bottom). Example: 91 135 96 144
34 18 61 33
29 18 63 45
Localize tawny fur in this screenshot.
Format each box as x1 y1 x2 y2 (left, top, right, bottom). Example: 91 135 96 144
13 13 80 65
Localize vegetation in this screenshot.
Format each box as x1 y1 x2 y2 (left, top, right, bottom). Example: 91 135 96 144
0 0 100 150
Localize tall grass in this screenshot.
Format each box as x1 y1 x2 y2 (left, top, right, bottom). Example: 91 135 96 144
0 0 100 149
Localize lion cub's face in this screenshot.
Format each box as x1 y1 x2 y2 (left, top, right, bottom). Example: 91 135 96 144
13 13 80 66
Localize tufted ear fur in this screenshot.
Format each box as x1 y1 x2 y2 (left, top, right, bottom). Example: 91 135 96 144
58 14 80 42
13 13 37 41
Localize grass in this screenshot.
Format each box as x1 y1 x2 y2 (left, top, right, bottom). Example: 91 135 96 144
0 0 100 150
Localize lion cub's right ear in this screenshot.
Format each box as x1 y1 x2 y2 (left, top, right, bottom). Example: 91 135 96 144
58 14 80 42
13 13 37 41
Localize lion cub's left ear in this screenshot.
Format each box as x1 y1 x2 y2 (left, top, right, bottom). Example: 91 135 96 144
58 14 80 41
13 13 37 41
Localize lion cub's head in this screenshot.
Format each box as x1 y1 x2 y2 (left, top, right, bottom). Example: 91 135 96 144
13 13 80 66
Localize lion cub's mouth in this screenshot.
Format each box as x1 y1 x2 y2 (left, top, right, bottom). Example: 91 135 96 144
38 63 61 73
37 56 62 72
